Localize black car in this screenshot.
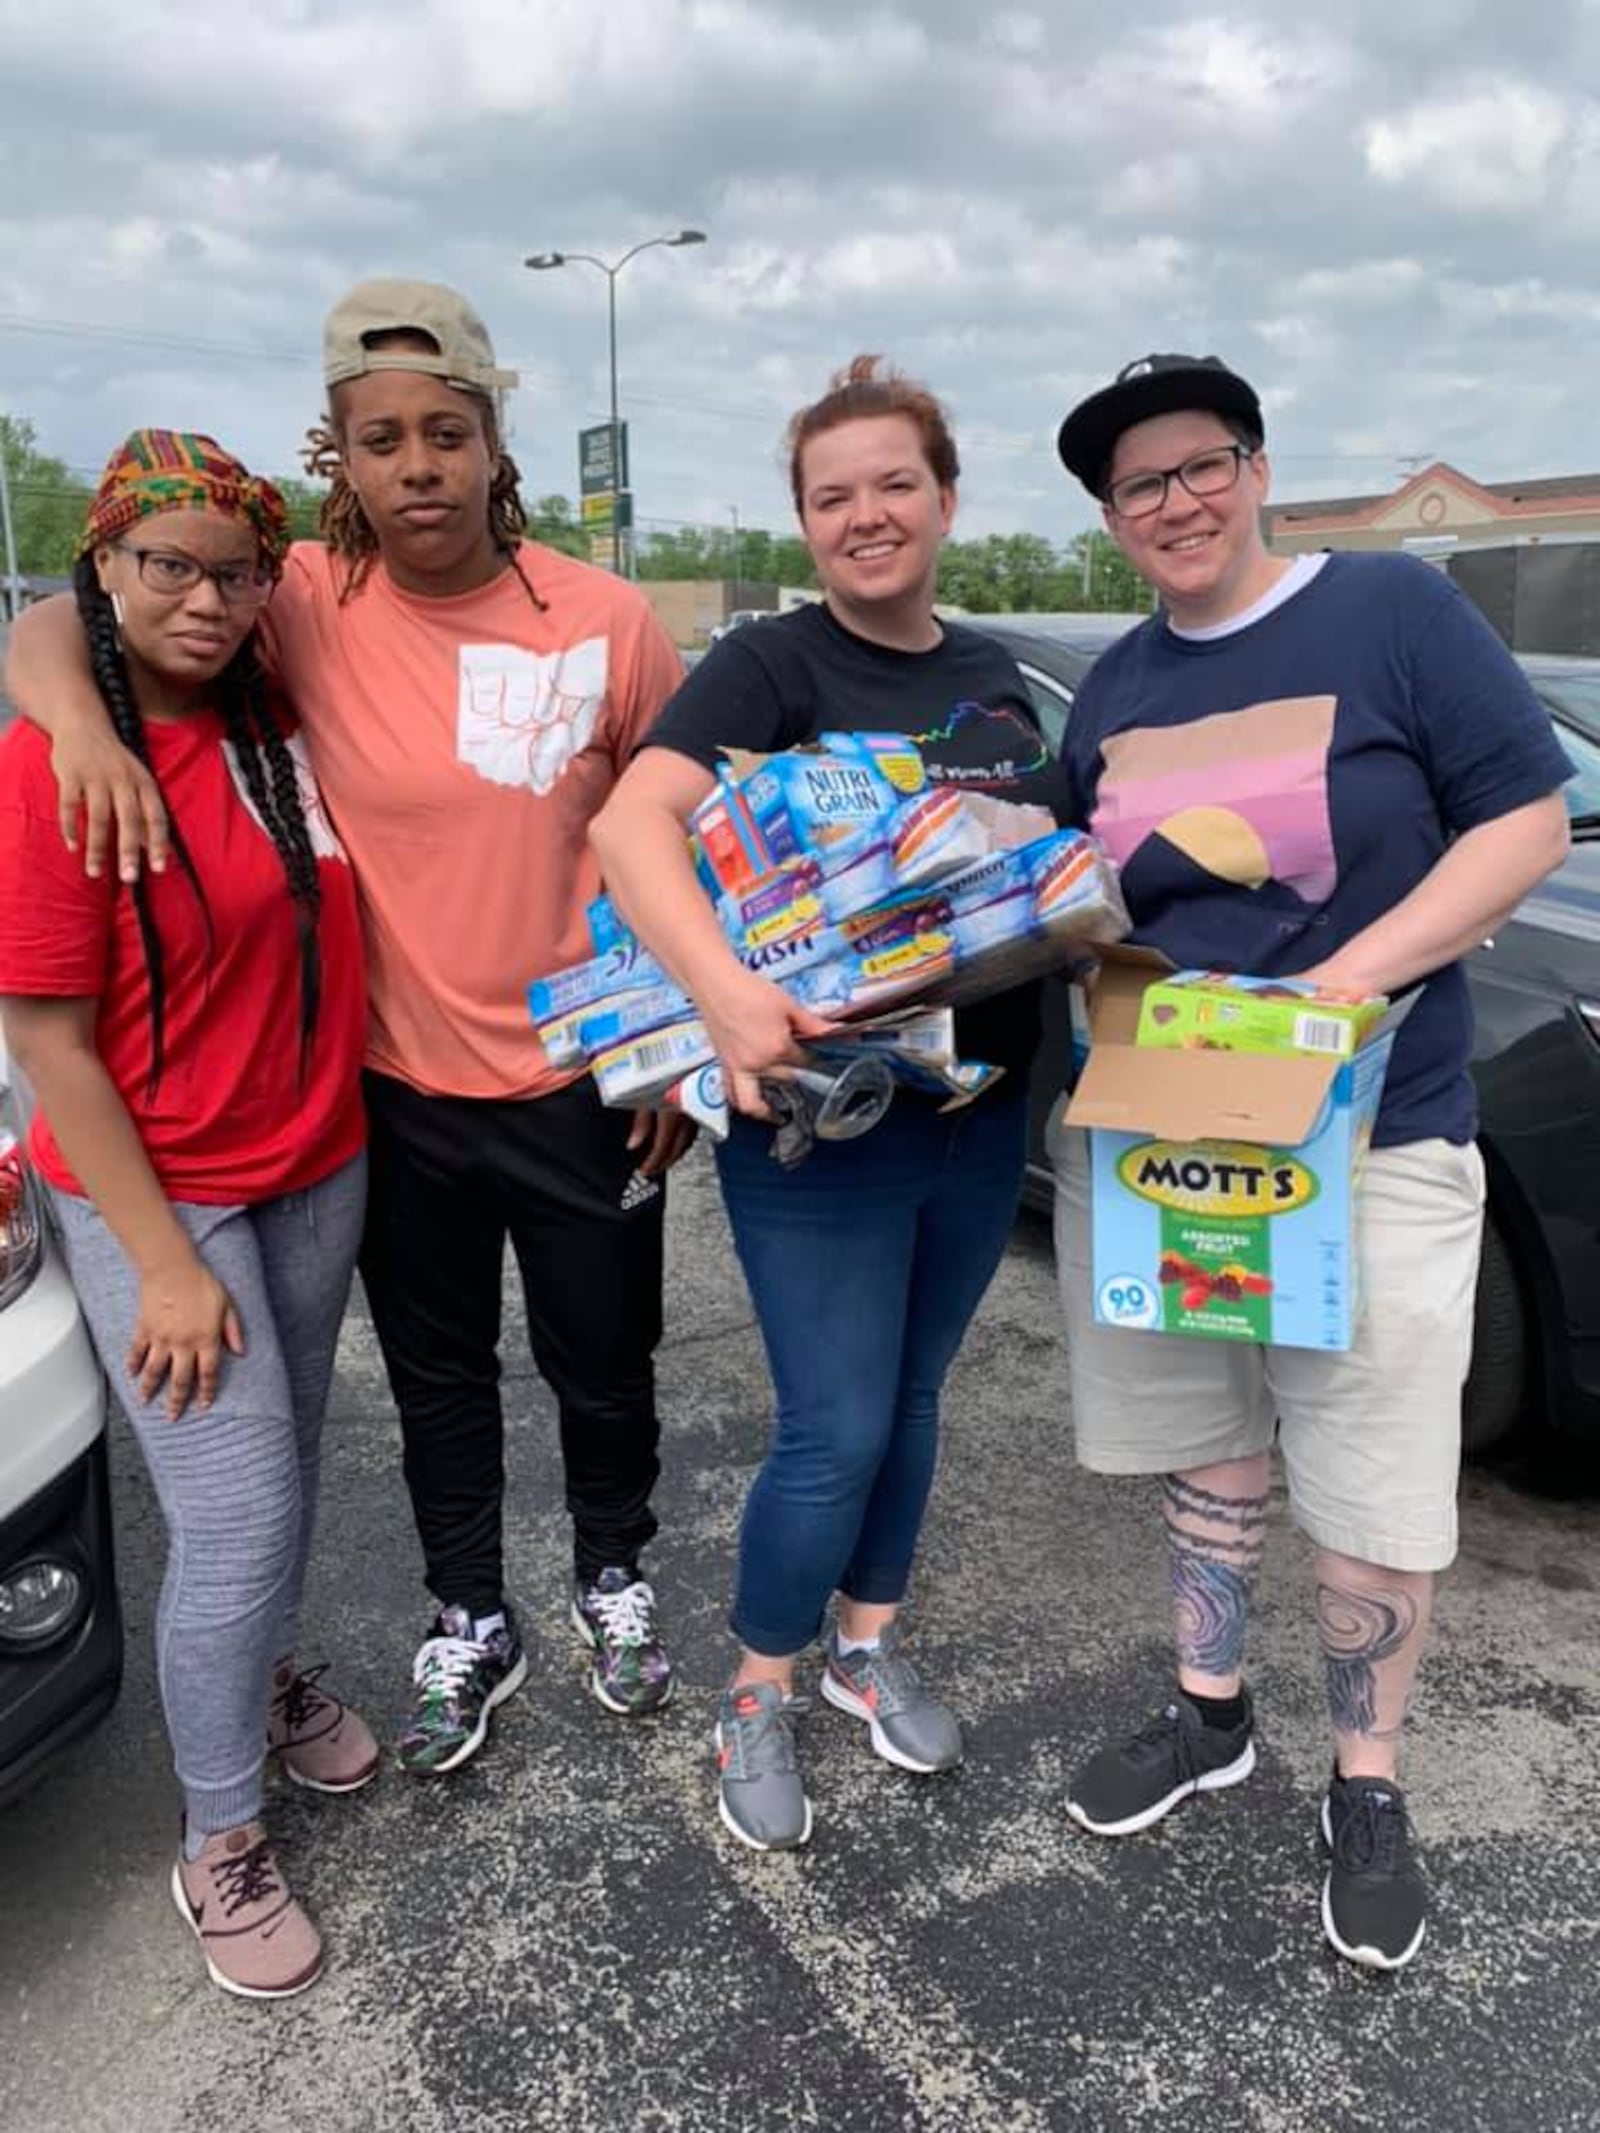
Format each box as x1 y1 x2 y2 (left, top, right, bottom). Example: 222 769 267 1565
983 615 1600 1456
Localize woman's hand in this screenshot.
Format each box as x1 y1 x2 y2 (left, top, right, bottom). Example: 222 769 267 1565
1293 959 1381 1004
129 1251 246 1418
53 722 170 882
698 966 840 1119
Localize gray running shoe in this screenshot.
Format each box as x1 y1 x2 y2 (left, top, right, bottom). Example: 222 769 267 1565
820 1623 963 1773
714 1681 813 1851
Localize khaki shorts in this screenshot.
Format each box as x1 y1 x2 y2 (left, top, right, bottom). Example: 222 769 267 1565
1048 1119 1485 1572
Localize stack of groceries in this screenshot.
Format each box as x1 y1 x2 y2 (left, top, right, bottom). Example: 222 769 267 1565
530 731 1131 1149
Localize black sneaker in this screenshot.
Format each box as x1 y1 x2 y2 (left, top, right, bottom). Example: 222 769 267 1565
1320 1771 1427 1971
1066 1688 1256 1836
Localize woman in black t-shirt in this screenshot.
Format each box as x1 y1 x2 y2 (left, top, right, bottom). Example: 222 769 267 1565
593 358 1054 1852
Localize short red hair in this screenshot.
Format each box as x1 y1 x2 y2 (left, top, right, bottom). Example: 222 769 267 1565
787 355 960 511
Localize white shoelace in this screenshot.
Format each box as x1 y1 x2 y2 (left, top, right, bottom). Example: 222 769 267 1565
412 1632 483 1693
587 1579 655 1645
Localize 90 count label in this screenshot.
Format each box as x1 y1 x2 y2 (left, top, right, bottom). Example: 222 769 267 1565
1097 1274 1159 1329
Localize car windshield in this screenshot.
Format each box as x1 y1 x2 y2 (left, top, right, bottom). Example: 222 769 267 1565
1527 667 1600 743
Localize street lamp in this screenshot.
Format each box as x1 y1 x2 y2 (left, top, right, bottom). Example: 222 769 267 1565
525 228 707 574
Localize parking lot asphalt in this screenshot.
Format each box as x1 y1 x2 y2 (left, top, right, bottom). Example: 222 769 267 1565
4 1150 1599 2133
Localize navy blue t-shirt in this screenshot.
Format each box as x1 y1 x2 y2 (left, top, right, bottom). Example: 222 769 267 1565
1059 553 1573 1146
646 601 1071 1075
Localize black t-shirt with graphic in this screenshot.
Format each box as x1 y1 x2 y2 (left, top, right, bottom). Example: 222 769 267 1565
646 602 1072 1075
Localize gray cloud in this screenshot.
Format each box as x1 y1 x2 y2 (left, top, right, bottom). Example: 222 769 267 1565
3 0 1598 546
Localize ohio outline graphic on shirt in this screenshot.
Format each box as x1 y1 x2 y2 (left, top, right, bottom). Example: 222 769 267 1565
913 700 1051 786
222 729 347 864
456 638 607 795
1092 695 1338 902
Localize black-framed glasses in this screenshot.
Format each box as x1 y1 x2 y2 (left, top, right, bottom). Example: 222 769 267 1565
1105 443 1255 520
114 543 275 608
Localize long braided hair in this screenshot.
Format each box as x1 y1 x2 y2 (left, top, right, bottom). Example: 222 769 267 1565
301 391 547 612
74 555 324 1091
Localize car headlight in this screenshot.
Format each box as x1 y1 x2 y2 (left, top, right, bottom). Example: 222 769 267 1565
0 1114 43 1312
0 1558 86 1647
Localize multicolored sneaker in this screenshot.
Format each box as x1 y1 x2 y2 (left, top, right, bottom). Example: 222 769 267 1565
268 1661 380 1794
570 1568 674 1715
395 1603 527 1776
820 1623 963 1773
171 1822 323 2000
714 1680 813 1851
1321 1771 1428 1971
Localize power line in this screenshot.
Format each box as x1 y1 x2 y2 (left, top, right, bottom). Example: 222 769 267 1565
0 310 785 427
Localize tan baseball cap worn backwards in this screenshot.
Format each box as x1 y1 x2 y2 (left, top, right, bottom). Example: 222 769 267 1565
323 279 520 395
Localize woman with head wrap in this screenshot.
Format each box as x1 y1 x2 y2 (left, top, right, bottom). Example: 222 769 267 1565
0 431 374 1999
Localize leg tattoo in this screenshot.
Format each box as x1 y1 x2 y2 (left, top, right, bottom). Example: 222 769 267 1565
1164 1475 1268 1681
1316 1582 1418 1741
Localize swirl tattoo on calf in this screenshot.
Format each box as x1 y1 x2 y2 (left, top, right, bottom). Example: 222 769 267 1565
1316 1583 1418 1740
1163 1475 1269 1681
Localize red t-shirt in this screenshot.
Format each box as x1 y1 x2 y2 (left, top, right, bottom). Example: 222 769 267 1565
0 712 367 1203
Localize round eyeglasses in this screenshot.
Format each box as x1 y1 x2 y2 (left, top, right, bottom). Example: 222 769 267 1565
1105 443 1254 521
114 543 276 608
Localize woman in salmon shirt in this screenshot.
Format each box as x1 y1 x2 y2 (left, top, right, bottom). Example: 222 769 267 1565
0 433 373 2000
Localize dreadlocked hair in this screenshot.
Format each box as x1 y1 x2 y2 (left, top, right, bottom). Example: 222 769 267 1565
74 556 211 1099
301 399 546 613
74 557 325 1093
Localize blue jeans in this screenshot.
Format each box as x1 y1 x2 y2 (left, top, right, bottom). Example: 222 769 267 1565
716 1087 1027 1656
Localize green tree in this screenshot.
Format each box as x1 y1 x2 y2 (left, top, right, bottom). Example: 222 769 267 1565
636 524 719 578
1 416 92 577
527 493 589 560
1062 531 1155 615
270 475 328 543
937 532 1074 613
634 522 818 587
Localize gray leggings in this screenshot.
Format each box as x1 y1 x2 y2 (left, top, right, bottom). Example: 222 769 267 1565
51 1155 366 1836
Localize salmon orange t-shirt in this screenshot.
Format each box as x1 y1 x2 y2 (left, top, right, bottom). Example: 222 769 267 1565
259 540 684 1100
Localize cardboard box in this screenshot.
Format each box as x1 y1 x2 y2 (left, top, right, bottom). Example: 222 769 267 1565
1136 971 1388 1060
1063 953 1403 1351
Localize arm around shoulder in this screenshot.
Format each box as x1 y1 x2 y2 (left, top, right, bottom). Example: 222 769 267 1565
5 593 170 879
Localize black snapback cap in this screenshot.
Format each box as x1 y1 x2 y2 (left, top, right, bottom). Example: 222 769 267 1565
1056 354 1263 497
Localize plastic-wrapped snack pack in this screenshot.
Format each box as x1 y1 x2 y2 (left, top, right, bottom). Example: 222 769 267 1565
527 732 1130 1155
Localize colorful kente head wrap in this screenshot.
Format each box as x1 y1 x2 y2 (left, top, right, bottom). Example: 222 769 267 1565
78 429 291 573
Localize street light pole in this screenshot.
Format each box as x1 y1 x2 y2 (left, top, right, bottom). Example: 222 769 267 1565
525 229 707 577
0 437 22 624
728 502 741 597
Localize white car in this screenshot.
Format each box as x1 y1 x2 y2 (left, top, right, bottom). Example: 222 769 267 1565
0 1042 121 1804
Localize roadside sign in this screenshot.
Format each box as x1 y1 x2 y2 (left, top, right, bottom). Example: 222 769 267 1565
580 490 633 531
579 423 629 496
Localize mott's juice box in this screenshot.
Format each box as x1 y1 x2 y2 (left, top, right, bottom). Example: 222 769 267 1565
1136 971 1389 1060
1064 954 1404 1351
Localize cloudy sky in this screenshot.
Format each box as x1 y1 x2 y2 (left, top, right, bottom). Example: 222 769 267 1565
3 0 1599 548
